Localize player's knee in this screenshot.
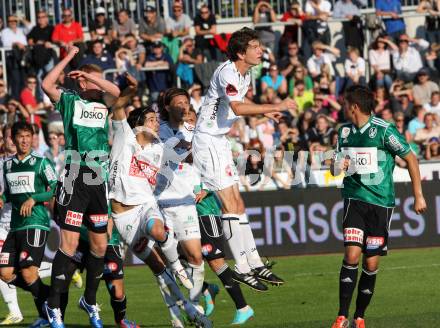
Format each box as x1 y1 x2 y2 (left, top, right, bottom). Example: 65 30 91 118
208 258 225 272
187 252 203 266
343 253 360 266
20 267 38 284
364 262 379 272
91 243 107 257
148 220 165 241
60 234 79 256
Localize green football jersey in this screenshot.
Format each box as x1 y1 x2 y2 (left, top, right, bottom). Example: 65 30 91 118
2 152 57 231
56 90 110 168
336 116 411 207
194 184 222 216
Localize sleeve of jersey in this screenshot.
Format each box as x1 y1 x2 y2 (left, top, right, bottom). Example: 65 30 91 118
112 119 132 139
32 159 58 203
55 90 74 114
384 125 412 158
219 70 243 103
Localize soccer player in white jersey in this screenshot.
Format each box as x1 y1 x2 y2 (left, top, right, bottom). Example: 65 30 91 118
155 88 205 308
108 75 192 290
192 27 296 289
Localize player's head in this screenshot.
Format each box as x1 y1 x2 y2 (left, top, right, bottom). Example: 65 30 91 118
11 121 34 155
127 106 159 137
77 64 104 94
227 27 262 66
344 85 375 122
158 88 190 123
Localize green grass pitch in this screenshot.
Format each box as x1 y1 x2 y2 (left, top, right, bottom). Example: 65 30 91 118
5 247 440 327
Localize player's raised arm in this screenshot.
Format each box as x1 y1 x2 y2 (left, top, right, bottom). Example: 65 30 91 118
402 152 427 214
230 97 297 116
67 70 121 107
42 46 79 103
111 73 138 121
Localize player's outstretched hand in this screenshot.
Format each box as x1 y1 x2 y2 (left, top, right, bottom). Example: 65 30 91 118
279 97 298 112
414 196 427 215
20 197 36 217
67 45 80 58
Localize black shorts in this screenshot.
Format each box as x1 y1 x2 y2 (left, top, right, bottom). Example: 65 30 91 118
199 215 225 261
342 198 393 257
56 164 108 234
0 229 48 269
73 240 124 281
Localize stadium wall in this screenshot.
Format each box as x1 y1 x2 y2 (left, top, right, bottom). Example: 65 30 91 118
43 180 440 264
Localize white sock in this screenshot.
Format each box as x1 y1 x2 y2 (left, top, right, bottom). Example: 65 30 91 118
186 261 204 304
38 261 53 279
222 214 251 274
159 234 180 269
0 280 21 316
239 213 264 269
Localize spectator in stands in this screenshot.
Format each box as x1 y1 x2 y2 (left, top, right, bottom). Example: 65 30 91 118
368 36 393 90
374 86 390 114
44 132 64 174
139 5 166 49
52 8 85 68
278 121 306 152
424 91 440 117
260 87 282 105
31 123 48 156
413 68 440 105
241 141 266 191
376 0 406 40
189 83 204 113
344 46 366 89
380 107 394 122
0 81 7 118
0 14 30 48
177 37 203 87
414 113 440 147
307 41 340 79
194 3 217 60
417 0 440 45
308 114 334 167
80 40 115 71
408 105 427 135
3 99 28 124
166 1 192 39
279 1 304 56
270 146 293 189
392 34 430 82
20 75 46 127
144 41 173 102
89 7 113 45
294 80 314 113
303 0 332 58
390 88 414 122
333 0 364 53
27 10 55 98
0 125 16 158
122 34 146 81
287 65 313 97
279 42 304 81
261 64 288 96
253 1 277 51
425 137 440 159
314 92 341 120
112 9 137 41
394 112 412 142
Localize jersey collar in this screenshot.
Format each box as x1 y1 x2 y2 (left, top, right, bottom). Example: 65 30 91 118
13 153 32 164
355 115 373 135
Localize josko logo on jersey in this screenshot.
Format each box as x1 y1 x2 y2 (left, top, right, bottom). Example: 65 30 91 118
226 84 238 96
341 147 378 174
6 172 35 194
129 156 159 185
73 101 107 128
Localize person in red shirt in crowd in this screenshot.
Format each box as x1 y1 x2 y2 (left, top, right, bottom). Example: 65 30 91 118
280 1 305 57
20 75 46 128
52 8 85 69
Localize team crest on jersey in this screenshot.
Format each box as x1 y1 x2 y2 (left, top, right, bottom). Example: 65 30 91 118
341 127 350 139
29 157 36 166
226 84 238 96
129 156 159 185
369 127 377 139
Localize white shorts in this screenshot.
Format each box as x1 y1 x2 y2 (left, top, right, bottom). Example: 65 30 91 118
192 132 239 191
112 203 162 261
160 204 201 241
0 225 8 252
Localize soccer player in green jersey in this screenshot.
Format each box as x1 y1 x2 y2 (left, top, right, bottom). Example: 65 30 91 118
0 122 57 325
330 86 427 328
42 46 120 328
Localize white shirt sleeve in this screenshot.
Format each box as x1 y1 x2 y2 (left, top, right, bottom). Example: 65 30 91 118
112 119 133 139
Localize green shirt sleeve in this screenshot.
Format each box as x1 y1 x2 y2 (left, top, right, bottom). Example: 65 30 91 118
55 90 76 115
384 124 412 158
32 158 58 203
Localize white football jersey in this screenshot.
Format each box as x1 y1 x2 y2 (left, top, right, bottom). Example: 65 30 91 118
195 60 251 136
109 119 162 206
154 121 196 207
0 157 11 226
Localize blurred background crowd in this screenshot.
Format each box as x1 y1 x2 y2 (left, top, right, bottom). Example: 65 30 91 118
0 0 439 190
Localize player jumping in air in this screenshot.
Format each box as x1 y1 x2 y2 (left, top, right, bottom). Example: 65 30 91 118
0 122 57 326
330 85 427 328
192 27 295 290
42 46 121 328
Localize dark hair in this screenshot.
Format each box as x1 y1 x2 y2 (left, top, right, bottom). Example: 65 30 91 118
127 106 156 129
344 85 375 115
227 27 259 61
79 63 103 74
157 87 190 121
11 121 34 138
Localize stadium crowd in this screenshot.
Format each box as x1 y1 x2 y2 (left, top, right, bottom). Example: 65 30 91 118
0 0 440 191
